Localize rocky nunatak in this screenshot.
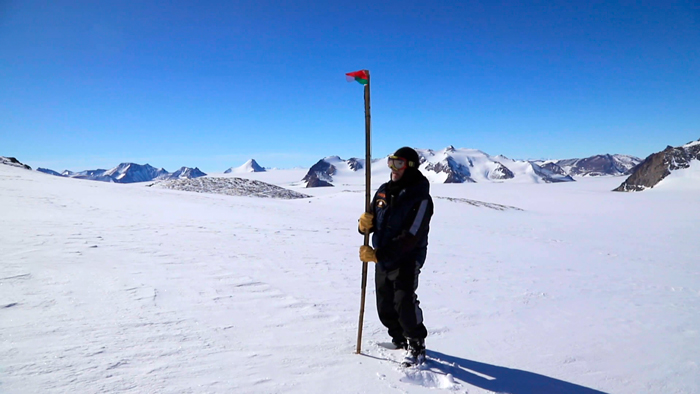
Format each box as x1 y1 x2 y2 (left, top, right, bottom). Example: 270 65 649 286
614 139 700 192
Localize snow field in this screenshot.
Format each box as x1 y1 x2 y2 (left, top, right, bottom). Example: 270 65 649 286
1 165 698 393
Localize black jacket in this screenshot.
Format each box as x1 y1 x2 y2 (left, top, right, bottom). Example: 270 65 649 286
369 171 434 271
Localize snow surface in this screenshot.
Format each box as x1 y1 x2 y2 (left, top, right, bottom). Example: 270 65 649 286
655 159 700 191
1 164 699 393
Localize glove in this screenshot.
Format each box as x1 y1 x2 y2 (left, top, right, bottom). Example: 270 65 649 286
359 245 377 263
358 212 374 233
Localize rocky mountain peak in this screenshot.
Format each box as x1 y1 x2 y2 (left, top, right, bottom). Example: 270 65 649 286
614 139 700 192
0 156 32 170
302 159 336 187
423 157 475 183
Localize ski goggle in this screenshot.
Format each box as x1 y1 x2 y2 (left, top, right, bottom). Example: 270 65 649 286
388 156 407 171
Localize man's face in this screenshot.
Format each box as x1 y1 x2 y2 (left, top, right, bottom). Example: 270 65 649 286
388 157 407 181
391 167 405 181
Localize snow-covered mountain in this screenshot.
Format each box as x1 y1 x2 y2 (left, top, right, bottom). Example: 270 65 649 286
540 154 642 177
103 163 170 183
302 156 365 187
167 167 207 180
224 159 266 174
614 138 700 192
0 156 31 170
301 148 574 187
47 163 207 183
416 147 574 184
36 168 62 176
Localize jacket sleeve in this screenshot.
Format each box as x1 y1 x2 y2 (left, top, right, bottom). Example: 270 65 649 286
375 197 432 269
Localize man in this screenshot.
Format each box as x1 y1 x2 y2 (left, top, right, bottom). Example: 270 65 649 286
358 146 434 366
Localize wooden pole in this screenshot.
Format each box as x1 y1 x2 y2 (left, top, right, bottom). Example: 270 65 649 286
356 70 371 354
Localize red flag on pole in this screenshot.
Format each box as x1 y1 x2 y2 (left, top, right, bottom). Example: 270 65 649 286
346 70 369 85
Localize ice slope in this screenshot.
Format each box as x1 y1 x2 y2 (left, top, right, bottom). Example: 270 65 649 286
655 159 700 191
1 164 698 393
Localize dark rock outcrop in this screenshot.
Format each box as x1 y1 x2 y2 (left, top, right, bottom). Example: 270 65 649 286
614 139 700 192
0 156 31 170
490 163 515 180
305 173 334 188
157 177 311 199
302 159 337 186
347 158 363 171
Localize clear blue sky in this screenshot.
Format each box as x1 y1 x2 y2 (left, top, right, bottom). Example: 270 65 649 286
1 0 698 173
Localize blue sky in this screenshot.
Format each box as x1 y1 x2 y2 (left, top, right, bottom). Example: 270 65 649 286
1 0 698 173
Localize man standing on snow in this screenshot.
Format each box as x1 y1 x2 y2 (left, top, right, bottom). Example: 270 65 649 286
358 146 434 366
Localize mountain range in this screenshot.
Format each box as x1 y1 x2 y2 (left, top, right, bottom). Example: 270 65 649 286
37 163 206 183
6 139 698 191
536 154 640 177
300 147 643 187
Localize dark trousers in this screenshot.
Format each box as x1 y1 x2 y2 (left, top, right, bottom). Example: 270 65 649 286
375 249 428 341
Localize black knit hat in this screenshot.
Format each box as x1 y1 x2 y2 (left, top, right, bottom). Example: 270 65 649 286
390 147 420 169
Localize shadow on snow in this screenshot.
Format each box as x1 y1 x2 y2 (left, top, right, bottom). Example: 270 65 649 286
424 350 609 394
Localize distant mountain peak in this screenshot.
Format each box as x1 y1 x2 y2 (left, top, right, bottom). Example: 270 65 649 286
543 154 642 177
170 167 206 179
301 156 366 187
224 159 266 174
37 168 62 176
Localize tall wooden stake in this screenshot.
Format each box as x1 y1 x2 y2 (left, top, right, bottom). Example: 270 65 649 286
356 70 371 354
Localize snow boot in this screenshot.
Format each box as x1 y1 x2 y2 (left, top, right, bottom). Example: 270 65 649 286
391 338 407 350
401 338 426 367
